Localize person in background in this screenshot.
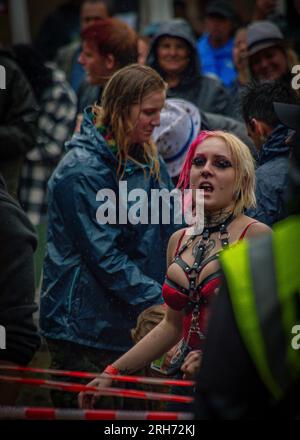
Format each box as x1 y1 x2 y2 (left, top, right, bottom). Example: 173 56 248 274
56 0 110 94
147 19 236 118
76 17 138 113
0 48 38 199
0 172 40 405
40 65 177 408
34 0 82 61
13 44 77 288
194 102 300 420
137 36 151 65
252 0 277 21
242 80 299 226
229 28 250 120
197 0 237 88
246 21 299 85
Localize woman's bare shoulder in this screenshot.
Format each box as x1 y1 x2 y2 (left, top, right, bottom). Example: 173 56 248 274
167 227 188 264
242 215 272 238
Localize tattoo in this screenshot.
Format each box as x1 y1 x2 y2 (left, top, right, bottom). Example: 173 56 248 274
192 238 216 258
205 208 233 227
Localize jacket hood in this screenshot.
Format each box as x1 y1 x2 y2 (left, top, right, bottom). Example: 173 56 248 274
259 124 290 165
147 19 202 84
65 106 117 164
65 107 154 174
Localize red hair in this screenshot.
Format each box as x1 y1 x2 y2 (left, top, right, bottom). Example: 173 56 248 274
80 18 138 68
176 131 212 191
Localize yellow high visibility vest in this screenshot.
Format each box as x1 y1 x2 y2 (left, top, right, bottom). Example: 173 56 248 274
220 216 300 399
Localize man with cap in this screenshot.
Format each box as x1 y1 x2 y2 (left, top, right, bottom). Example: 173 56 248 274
247 20 294 83
197 0 237 88
194 103 300 419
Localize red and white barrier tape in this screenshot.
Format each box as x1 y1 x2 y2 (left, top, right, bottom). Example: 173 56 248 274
0 375 193 404
0 365 194 387
0 406 193 420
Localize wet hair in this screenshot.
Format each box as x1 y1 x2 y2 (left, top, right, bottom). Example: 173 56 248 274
80 18 138 68
94 64 167 178
177 130 256 217
241 80 299 128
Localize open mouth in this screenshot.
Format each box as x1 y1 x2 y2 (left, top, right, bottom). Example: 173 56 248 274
199 182 214 193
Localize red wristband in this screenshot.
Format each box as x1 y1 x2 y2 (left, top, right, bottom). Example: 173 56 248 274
103 364 119 375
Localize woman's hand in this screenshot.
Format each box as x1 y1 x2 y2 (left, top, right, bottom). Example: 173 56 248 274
180 350 202 379
78 373 113 409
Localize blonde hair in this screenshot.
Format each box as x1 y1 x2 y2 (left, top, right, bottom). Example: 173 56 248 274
93 64 166 179
212 131 256 216
177 130 256 217
131 305 165 344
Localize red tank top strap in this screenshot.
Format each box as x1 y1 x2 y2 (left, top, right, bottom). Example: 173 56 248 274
239 221 259 240
174 230 186 256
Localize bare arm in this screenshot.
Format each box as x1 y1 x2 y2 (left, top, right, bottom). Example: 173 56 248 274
113 307 183 374
244 221 272 239
78 228 186 408
111 228 187 372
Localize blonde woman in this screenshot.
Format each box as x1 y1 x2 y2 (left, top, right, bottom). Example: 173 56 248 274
40 64 178 408
79 130 271 409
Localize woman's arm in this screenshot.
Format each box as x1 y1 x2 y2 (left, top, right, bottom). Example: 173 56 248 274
78 306 184 408
113 307 184 374
78 228 186 408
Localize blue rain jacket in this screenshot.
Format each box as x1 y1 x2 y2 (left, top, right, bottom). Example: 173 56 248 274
246 124 290 226
40 108 178 352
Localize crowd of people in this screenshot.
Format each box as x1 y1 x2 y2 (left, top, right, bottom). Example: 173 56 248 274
0 0 300 419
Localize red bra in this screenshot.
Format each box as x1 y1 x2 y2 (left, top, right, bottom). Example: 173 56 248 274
162 221 258 312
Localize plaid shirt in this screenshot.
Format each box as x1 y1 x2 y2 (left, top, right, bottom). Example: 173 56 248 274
19 66 77 225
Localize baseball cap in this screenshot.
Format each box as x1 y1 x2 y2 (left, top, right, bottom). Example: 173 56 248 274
247 21 284 56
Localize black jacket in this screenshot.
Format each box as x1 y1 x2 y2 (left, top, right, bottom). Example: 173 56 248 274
0 50 38 198
246 125 290 226
0 173 40 364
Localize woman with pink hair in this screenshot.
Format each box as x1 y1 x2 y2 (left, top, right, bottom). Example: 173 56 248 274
79 130 270 408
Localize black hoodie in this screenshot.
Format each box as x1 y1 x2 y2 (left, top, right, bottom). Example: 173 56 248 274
0 173 40 364
147 19 235 118
0 49 38 198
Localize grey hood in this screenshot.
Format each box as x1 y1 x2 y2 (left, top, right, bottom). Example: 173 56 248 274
147 19 202 84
